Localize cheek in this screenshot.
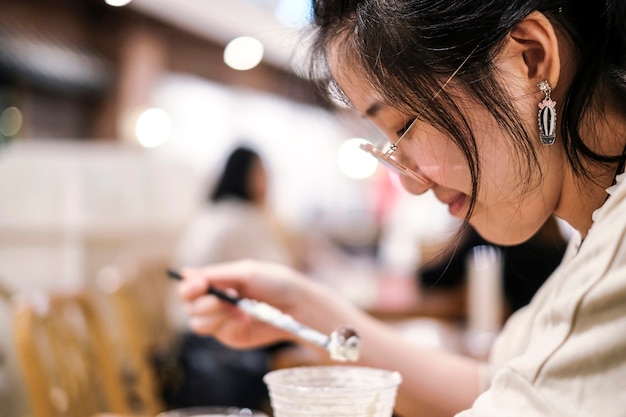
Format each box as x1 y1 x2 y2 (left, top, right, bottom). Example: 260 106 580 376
398 175 429 194
403 133 470 188
473 104 543 204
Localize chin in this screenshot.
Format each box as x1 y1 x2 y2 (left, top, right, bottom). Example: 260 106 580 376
472 223 536 246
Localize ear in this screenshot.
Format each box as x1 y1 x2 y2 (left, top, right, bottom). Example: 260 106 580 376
500 11 561 89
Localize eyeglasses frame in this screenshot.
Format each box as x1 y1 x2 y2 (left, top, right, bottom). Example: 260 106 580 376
359 45 479 186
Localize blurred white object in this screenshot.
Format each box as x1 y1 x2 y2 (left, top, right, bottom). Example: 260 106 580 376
465 245 504 358
157 406 267 417
135 107 172 148
105 0 133 7
223 36 264 70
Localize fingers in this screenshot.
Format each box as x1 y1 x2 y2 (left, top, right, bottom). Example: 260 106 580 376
177 260 259 300
183 285 284 348
177 269 209 302
173 260 341 349
185 287 242 333
177 262 263 337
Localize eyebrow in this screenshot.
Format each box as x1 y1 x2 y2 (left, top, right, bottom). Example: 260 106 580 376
364 101 383 118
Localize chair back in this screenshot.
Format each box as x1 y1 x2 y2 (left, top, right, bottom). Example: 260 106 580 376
96 251 176 416
13 291 132 417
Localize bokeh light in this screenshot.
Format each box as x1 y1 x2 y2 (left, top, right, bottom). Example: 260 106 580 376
223 36 264 71
135 108 172 148
0 107 23 137
337 138 379 180
104 0 133 7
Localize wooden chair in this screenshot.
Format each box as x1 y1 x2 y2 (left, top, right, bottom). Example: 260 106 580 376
96 250 178 417
13 291 134 417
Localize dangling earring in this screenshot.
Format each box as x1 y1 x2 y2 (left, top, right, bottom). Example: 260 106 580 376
537 80 557 145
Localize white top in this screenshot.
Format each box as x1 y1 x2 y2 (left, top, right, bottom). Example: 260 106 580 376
457 169 626 416
173 198 294 268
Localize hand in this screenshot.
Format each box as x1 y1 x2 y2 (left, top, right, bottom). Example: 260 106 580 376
177 259 338 349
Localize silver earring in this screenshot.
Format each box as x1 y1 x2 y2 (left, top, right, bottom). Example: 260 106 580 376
537 80 557 145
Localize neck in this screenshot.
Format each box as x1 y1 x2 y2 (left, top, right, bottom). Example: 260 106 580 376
554 92 626 238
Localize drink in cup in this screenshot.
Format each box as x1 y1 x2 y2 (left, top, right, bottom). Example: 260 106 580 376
263 365 402 417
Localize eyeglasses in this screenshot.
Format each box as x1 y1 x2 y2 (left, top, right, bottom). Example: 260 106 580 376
358 46 478 189
359 121 433 187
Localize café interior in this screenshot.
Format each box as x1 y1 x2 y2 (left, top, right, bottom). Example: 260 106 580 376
0 0 572 416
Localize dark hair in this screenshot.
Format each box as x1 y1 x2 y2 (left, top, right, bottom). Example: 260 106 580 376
307 0 626 224
210 146 261 203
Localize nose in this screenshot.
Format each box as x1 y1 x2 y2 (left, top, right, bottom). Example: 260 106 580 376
399 169 434 195
359 141 434 194
390 150 434 194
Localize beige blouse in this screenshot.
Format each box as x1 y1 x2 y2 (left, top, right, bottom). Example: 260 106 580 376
457 170 626 416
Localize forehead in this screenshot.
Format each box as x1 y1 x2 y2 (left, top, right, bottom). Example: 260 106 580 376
329 56 384 117
326 36 423 121
332 73 406 128
326 35 373 106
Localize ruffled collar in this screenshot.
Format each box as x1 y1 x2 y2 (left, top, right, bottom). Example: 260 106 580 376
591 168 626 223
606 170 626 196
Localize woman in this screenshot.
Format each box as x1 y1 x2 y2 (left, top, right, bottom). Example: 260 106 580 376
177 2 626 416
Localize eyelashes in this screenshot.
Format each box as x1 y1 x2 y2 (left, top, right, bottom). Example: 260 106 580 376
396 118 417 138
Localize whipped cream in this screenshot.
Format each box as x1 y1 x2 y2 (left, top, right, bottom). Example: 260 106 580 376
327 326 361 362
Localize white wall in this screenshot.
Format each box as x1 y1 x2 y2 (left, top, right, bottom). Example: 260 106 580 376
148 73 376 230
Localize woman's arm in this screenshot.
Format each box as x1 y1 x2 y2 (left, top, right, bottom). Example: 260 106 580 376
178 260 481 417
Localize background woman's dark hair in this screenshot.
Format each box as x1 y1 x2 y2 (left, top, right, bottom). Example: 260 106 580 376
306 0 626 227
210 146 261 203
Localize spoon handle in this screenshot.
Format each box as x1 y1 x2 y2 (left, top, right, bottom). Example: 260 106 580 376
166 269 329 346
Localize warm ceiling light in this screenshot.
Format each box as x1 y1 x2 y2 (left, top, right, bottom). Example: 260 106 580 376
104 0 133 7
135 108 172 148
223 36 264 71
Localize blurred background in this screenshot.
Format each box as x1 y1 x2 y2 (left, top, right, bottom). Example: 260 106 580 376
0 1 523 416
0 0 456 285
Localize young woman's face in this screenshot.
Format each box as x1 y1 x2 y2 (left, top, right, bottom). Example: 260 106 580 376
330 57 565 245
247 157 268 204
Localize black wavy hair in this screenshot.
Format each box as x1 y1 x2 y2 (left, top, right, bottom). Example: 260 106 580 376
306 0 626 225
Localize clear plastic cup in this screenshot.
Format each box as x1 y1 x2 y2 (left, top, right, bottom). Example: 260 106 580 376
263 366 402 417
156 406 269 417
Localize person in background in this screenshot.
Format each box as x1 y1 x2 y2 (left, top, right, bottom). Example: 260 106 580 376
176 2 626 417
167 145 302 412
174 145 304 270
